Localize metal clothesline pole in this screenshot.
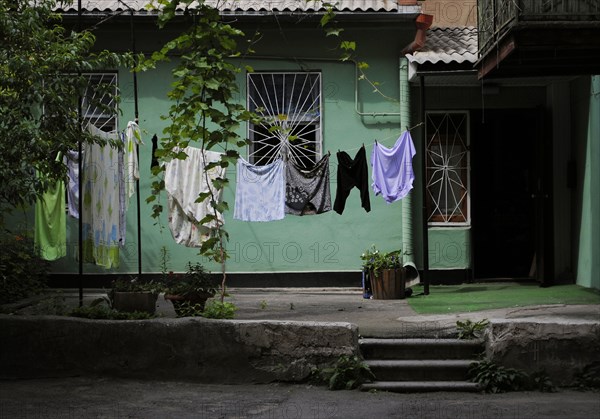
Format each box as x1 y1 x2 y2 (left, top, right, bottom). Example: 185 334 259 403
128 6 143 280
77 0 84 307
420 74 430 295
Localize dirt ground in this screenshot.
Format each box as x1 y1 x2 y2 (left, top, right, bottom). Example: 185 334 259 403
1 376 598 419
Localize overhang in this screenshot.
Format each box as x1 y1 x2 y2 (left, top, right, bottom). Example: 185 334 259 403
475 21 600 79
57 0 421 21
404 26 478 83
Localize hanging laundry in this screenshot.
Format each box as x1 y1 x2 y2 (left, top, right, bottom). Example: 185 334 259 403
234 158 285 222
371 131 416 203
125 121 143 200
164 147 225 247
333 145 371 214
65 150 81 219
81 125 126 268
285 154 332 215
34 165 66 261
150 134 159 171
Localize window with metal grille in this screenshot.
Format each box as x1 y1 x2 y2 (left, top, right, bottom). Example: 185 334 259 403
82 73 118 132
425 111 470 225
247 72 322 168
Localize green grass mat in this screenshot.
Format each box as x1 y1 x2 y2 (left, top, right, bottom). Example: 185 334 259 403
406 283 600 314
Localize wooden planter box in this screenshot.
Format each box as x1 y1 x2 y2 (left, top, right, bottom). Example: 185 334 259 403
113 292 158 314
371 268 406 300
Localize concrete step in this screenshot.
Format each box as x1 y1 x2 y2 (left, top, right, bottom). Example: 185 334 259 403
365 359 474 381
359 338 484 360
360 380 481 393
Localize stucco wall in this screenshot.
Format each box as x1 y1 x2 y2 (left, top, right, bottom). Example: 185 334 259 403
22 22 421 277
573 76 600 289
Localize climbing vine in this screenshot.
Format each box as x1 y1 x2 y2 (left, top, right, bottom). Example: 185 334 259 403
144 0 259 301
144 0 396 299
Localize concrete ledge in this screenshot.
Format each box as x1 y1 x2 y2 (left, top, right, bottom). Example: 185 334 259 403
485 319 600 386
0 315 359 383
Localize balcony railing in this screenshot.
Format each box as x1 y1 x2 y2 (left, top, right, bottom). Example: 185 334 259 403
478 0 600 57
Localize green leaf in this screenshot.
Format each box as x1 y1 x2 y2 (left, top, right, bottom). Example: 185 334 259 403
325 27 344 37
340 41 356 51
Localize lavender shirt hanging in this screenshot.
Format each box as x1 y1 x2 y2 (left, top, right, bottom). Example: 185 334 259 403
371 131 416 203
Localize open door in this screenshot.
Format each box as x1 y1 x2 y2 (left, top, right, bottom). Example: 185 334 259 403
471 108 552 281
531 105 555 285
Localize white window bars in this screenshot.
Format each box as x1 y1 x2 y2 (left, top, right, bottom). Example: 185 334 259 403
81 73 118 132
425 111 470 225
247 72 322 169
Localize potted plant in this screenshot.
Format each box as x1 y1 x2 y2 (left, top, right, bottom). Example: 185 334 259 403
163 261 218 317
109 276 162 314
360 245 406 299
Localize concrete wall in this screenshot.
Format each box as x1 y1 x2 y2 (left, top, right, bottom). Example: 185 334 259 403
0 315 359 383
485 319 600 386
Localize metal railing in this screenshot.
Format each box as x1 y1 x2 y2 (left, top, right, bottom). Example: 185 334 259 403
478 0 600 57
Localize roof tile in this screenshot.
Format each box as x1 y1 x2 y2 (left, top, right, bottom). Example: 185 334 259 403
406 26 478 65
59 0 406 13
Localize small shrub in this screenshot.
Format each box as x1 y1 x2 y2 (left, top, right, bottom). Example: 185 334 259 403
69 302 154 320
202 300 237 319
468 359 529 393
528 370 557 392
456 319 489 340
171 300 205 317
0 229 49 304
316 355 375 390
163 262 217 298
573 361 600 390
29 294 69 316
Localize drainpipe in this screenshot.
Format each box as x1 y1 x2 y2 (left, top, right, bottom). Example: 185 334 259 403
400 57 420 286
401 14 434 55
400 14 433 291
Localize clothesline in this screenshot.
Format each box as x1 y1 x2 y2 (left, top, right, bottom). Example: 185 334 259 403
334 121 424 154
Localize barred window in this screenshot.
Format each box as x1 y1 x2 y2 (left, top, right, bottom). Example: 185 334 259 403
247 72 321 169
82 73 118 132
425 111 470 225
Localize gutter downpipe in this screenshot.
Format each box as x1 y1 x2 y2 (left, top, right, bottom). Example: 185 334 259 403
399 57 419 286
402 14 433 294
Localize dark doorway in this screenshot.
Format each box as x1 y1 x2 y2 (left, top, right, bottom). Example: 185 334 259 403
471 109 538 279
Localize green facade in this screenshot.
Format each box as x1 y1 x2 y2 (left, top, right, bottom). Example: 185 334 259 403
10 11 599 289
49 22 420 276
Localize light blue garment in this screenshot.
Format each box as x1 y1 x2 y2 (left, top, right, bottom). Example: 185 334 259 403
371 131 416 203
234 158 285 222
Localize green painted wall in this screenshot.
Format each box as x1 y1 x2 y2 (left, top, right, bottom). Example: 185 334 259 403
46 23 419 276
428 227 471 270
574 76 600 289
